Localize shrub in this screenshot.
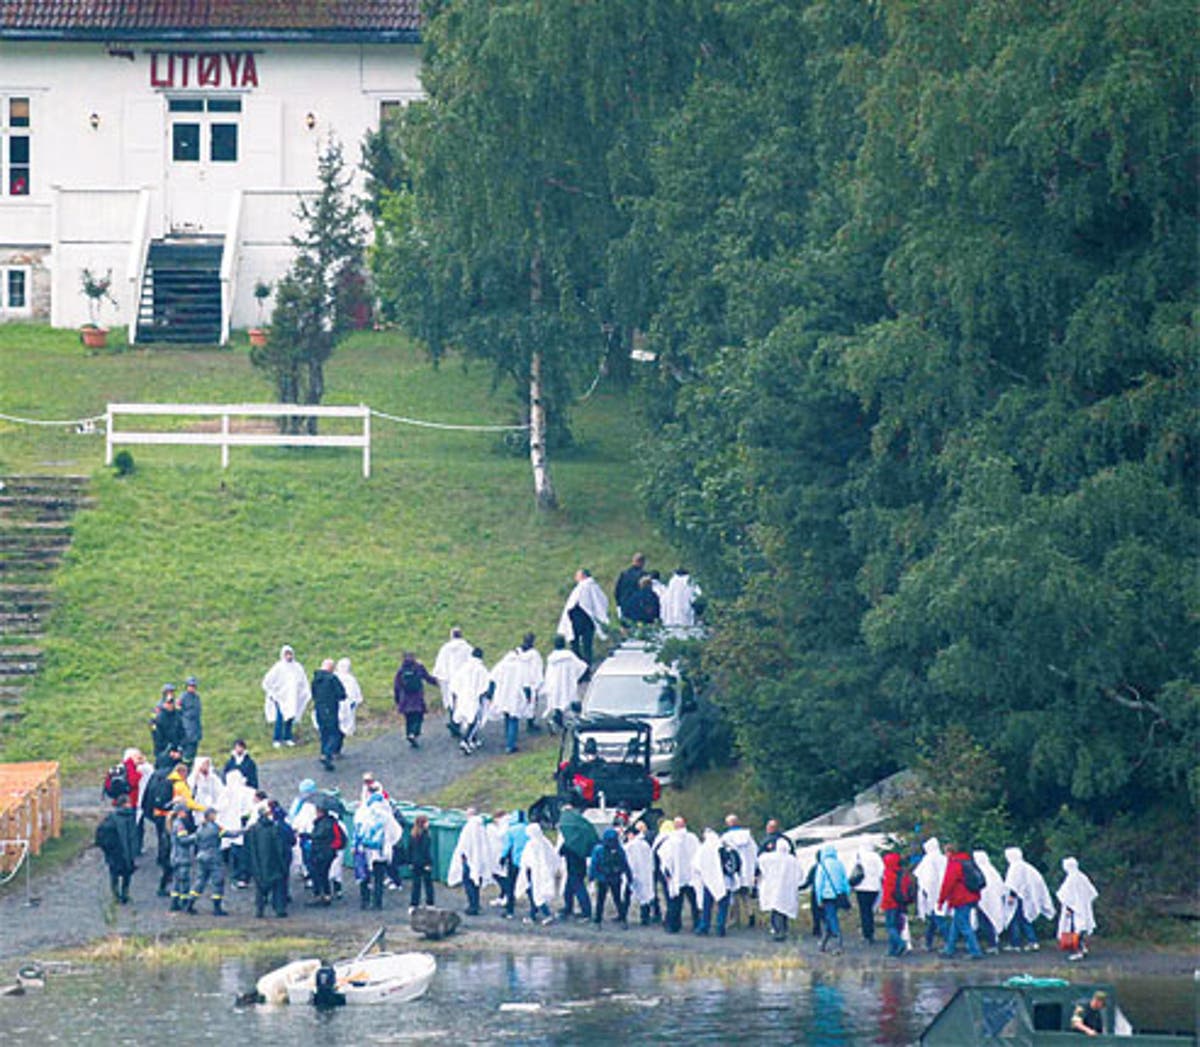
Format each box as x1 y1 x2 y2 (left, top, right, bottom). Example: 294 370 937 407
112 450 135 476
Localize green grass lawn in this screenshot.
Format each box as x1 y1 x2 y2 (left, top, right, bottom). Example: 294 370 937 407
0 324 674 776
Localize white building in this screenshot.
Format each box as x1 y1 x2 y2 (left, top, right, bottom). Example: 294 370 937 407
0 1 422 341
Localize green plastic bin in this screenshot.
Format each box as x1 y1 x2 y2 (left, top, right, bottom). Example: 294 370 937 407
430 809 468 883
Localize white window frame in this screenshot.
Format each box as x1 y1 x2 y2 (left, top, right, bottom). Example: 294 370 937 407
1 265 32 316
1 94 32 199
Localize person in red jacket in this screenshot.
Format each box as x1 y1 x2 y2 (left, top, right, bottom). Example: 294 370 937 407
880 852 911 957
938 846 983 958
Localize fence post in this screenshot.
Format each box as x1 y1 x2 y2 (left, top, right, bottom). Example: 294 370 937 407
105 405 113 465
362 405 371 479
221 413 230 469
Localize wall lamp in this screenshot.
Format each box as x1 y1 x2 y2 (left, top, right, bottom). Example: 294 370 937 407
89 112 100 130
305 112 317 130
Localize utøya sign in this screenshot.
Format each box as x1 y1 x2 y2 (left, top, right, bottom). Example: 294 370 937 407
149 51 260 89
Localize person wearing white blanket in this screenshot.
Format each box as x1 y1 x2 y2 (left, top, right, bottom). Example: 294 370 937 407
623 821 657 925
517 822 560 924
448 808 493 916
658 816 701 933
541 635 589 732
450 647 494 754
721 814 759 929
758 841 803 942
972 849 1010 953
692 828 731 936
334 657 364 746
915 837 949 950
1003 845 1056 951
661 568 702 628
557 568 609 665
262 644 310 748
432 628 473 734
1056 856 1098 961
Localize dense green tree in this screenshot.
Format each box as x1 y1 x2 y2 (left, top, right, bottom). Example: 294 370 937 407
623 0 1197 832
252 137 366 433
369 0 713 508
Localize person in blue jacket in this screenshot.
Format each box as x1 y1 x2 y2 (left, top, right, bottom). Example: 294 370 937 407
813 843 850 954
589 828 631 927
499 811 529 918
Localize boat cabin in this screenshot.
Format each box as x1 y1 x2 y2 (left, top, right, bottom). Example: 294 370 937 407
920 978 1196 1046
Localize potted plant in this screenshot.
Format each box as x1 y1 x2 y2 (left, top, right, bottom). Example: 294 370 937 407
249 279 272 346
80 267 116 349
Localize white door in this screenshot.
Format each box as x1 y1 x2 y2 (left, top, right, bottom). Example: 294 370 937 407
166 96 243 234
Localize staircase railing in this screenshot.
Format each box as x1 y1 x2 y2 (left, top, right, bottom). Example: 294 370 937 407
219 190 244 346
126 189 152 344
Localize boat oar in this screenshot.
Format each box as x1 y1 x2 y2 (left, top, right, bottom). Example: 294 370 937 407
353 925 386 962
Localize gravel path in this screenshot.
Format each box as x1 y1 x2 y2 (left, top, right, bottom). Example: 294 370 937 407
0 715 530 963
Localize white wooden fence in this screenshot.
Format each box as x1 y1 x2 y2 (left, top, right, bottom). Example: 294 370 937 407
105 403 372 477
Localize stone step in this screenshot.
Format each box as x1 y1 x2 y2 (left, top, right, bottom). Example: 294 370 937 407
0 546 65 563
0 531 72 550
0 475 91 495
0 708 25 725
0 660 41 677
0 595 52 614
0 495 95 520
0 610 44 632
0 559 59 573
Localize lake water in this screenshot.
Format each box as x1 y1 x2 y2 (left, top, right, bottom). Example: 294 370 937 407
0 950 1193 1045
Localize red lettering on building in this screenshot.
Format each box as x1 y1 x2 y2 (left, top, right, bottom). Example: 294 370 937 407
147 51 261 89
198 54 221 87
150 52 173 88
241 53 259 88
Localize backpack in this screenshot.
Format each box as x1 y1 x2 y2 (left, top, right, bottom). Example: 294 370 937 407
400 664 423 692
719 845 741 879
102 764 129 800
144 771 174 814
961 857 986 894
598 844 624 881
94 816 118 853
358 814 385 852
330 819 346 852
894 870 917 907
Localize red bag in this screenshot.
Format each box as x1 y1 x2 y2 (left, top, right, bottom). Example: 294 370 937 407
330 819 346 852
1058 911 1079 952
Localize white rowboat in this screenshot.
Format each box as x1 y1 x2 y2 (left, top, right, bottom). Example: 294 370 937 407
283 951 437 1006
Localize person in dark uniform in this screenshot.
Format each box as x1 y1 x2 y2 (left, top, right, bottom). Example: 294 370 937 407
1070 991 1108 1036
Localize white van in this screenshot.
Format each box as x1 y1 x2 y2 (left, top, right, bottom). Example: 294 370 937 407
579 640 695 781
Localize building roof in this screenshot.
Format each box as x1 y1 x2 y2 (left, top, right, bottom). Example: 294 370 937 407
0 1 421 43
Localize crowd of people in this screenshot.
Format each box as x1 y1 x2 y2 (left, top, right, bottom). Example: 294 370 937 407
93 552 1098 963
95 738 1099 967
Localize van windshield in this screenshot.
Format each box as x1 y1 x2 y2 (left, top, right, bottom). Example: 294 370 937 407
586 674 676 718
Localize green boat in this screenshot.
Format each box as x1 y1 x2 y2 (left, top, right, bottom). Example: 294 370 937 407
920 977 1197 1045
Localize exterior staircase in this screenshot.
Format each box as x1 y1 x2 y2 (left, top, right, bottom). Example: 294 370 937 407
0 475 92 728
135 239 224 345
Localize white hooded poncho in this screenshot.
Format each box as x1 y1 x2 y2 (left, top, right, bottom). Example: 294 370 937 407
262 645 310 723
447 815 493 887
215 769 256 848
624 832 656 906
721 826 759 892
1056 857 1097 936
557 577 610 643
661 572 702 628
657 825 700 898
758 846 802 919
542 647 589 717
433 635 473 694
693 829 728 902
518 823 560 909
916 838 949 918
489 650 529 720
335 657 364 736
450 656 493 731
353 794 403 864
852 845 885 894
973 849 1011 933
1004 846 1057 922
515 646 544 719
187 758 224 810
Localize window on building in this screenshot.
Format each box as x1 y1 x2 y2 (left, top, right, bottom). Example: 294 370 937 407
2 96 32 196
168 97 240 164
380 100 403 124
1 267 31 315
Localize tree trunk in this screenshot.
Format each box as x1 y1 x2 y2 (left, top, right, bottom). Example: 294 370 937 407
528 237 557 511
304 358 325 435
529 349 558 511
